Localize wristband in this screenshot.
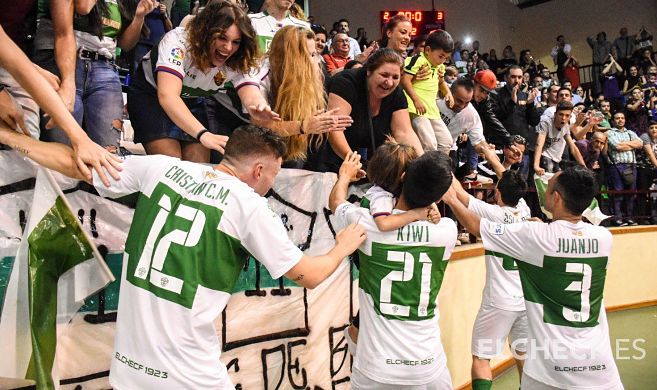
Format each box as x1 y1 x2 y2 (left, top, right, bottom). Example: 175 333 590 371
196 129 209 142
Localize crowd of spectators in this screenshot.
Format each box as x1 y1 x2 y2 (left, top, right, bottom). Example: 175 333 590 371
1 0 656 226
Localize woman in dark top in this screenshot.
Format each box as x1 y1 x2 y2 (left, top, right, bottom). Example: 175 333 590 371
496 45 517 81
323 48 422 171
622 65 643 95
626 87 651 136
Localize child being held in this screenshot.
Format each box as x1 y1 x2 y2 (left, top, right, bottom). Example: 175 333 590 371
362 138 441 232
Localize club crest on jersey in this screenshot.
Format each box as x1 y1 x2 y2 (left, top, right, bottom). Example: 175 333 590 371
169 47 185 66
490 223 505 235
214 71 227 86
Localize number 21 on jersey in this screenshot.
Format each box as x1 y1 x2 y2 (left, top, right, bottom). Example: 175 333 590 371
362 243 448 321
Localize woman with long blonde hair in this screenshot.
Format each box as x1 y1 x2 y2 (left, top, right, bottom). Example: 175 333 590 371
253 26 353 161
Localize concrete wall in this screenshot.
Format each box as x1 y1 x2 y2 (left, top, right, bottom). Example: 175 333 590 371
309 0 657 70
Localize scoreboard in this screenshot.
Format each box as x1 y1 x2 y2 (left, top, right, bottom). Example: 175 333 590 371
380 10 446 38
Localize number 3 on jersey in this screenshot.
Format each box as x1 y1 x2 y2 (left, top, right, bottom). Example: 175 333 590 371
520 255 607 328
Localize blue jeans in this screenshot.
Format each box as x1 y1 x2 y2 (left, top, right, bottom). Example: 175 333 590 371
608 163 637 218
42 57 123 149
75 58 123 148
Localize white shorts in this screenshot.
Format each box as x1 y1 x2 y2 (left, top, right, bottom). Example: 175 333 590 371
351 366 453 389
521 371 625 390
520 373 564 390
471 303 528 359
410 115 453 154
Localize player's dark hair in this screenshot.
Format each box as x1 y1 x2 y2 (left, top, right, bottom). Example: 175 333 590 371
425 29 454 53
413 34 427 46
553 165 597 215
497 170 527 207
402 151 453 209
344 60 362 69
223 125 287 163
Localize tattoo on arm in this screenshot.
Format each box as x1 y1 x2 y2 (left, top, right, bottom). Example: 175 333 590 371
11 144 29 155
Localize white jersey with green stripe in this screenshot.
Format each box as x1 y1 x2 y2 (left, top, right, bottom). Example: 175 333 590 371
92 155 303 389
334 202 457 385
468 196 530 311
480 219 623 390
249 11 310 53
143 27 260 98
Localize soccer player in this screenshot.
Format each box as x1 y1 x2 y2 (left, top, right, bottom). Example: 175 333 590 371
443 165 624 390
329 151 458 389
0 124 366 389
448 172 531 390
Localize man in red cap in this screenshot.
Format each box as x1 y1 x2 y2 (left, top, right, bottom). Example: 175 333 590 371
471 69 515 149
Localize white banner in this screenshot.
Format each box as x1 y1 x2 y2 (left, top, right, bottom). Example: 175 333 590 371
0 151 364 389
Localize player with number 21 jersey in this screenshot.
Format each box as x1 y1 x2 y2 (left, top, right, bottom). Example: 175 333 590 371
334 202 457 386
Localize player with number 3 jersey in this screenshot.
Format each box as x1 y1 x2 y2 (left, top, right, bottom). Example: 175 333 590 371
445 166 623 390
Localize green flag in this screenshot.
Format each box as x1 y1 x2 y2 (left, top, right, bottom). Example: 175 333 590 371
0 168 114 389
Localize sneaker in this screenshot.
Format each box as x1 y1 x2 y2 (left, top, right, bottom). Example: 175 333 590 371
344 326 357 356
625 219 638 226
463 173 493 185
610 219 625 227
461 174 479 186
474 174 494 184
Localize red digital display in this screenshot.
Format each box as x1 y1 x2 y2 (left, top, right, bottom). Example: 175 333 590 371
380 10 446 38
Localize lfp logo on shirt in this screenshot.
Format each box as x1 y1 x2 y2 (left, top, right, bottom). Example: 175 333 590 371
169 47 185 66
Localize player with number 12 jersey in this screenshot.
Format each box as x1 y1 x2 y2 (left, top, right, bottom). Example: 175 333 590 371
94 155 304 389
334 202 457 386
480 219 623 389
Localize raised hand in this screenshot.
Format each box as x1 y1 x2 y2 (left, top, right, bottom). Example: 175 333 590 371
303 108 353 134
339 151 365 182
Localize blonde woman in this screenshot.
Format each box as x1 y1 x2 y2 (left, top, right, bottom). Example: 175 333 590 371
262 26 353 161
219 26 352 162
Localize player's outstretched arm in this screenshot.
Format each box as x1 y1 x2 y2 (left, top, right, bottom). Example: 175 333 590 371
328 151 364 213
0 25 121 186
0 124 87 182
447 173 472 207
285 223 366 289
442 183 482 237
